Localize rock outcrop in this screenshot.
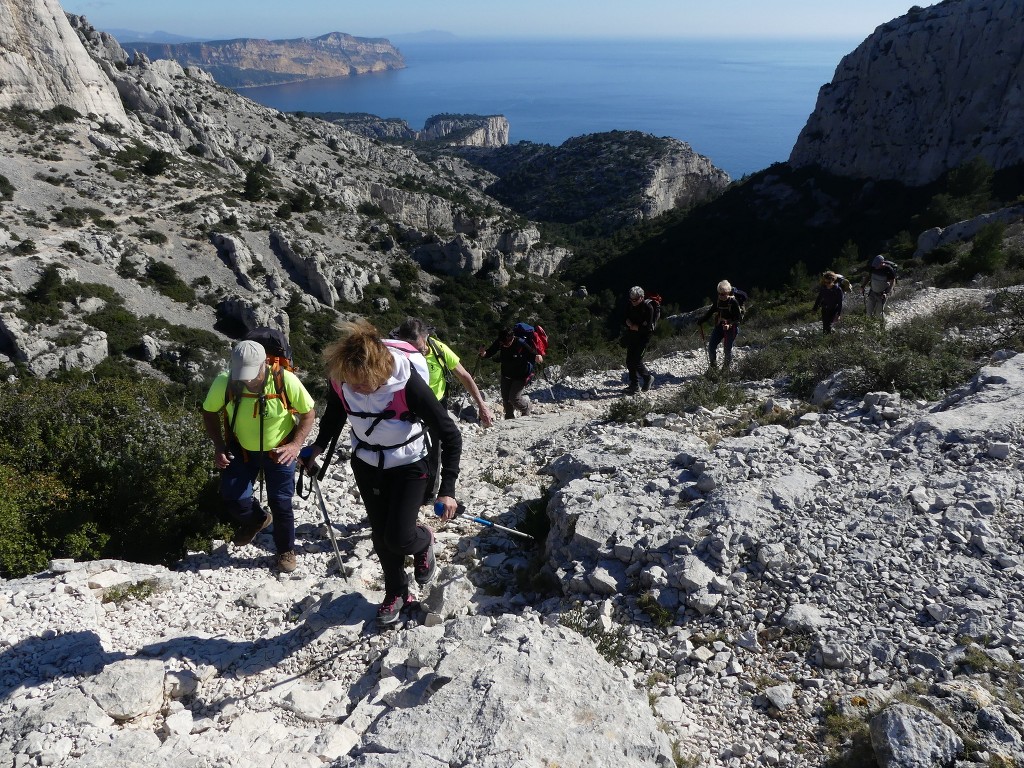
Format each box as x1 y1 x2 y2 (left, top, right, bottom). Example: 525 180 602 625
463 131 730 232
0 0 128 125
420 114 510 147
789 0 1024 185
121 32 405 88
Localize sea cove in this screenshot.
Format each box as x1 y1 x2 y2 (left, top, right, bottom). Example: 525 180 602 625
241 37 859 179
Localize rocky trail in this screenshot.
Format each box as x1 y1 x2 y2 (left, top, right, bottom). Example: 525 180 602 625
2 285 1024 767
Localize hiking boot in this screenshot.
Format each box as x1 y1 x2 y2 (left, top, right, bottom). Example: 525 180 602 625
376 591 412 626
276 550 297 573
232 510 272 546
413 526 437 586
625 385 639 395
641 374 654 392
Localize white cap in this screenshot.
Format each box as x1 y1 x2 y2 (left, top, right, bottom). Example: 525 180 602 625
230 340 265 381
871 255 885 268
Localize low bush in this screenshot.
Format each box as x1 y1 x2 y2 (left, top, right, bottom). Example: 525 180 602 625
0 369 219 578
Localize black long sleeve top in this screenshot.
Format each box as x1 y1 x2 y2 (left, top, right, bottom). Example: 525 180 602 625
481 336 538 380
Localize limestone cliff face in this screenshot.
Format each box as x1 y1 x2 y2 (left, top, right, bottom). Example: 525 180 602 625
463 131 730 232
420 115 510 148
123 32 405 88
789 0 1024 186
0 0 128 125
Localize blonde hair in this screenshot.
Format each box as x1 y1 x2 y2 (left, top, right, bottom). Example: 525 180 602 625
323 319 394 390
716 280 732 294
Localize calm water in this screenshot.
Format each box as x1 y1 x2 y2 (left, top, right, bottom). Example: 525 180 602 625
240 38 856 179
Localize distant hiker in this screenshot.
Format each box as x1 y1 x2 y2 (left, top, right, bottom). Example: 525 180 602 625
861 254 897 318
697 280 745 370
812 271 845 334
394 318 494 427
201 339 315 573
395 317 493 504
300 320 462 627
478 325 543 419
623 286 656 394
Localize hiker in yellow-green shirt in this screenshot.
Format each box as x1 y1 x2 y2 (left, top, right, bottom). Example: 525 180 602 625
201 339 315 572
394 317 492 503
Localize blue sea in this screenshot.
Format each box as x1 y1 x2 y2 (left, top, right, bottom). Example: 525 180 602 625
239 38 857 179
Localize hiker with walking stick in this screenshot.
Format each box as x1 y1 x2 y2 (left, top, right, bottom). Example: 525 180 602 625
201 339 316 573
697 280 746 372
478 325 543 420
300 320 462 627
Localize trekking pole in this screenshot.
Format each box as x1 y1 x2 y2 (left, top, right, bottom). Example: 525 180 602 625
435 502 535 541
310 475 347 575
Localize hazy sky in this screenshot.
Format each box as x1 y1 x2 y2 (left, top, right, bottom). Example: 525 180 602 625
61 0 931 41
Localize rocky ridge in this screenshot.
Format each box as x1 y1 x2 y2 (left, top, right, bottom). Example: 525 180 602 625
121 32 405 88
1 286 1024 767
789 0 1024 185
0 7 572 374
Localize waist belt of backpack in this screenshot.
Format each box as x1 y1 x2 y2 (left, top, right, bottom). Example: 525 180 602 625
354 429 425 472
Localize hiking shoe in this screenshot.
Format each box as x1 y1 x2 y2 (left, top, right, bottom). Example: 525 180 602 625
276 550 297 573
625 386 639 395
376 592 411 626
232 510 272 546
413 526 437 586
641 374 654 392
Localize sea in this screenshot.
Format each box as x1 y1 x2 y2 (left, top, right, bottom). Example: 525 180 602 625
239 38 858 180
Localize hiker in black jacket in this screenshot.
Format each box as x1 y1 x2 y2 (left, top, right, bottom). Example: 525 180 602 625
697 280 744 370
812 271 845 334
479 327 542 419
623 286 655 394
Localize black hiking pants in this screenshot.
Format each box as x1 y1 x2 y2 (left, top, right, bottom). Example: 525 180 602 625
625 333 651 387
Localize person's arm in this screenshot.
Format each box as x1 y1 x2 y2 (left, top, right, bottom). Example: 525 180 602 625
302 384 348 470
479 338 500 359
407 374 462 518
202 410 233 470
452 362 494 427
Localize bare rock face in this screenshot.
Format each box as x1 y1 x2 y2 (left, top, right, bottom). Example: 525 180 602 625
0 0 129 125
790 0 1024 185
420 115 510 147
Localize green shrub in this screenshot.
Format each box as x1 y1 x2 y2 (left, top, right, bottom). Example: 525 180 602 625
145 261 196 304
12 239 37 255
0 174 14 200
606 395 652 424
139 229 169 245
0 371 218 576
141 149 172 177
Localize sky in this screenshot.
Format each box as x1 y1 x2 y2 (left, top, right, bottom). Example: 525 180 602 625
61 0 932 41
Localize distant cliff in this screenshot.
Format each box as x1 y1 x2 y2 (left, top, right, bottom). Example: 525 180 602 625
315 112 510 148
460 131 730 232
789 0 1024 186
121 32 404 88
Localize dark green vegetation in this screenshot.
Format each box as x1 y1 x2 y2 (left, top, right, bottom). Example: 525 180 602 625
562 157 1024 312
455 131 714 235
0 367 220 579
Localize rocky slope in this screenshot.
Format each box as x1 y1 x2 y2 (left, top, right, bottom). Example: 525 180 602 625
2 286 1024 767
318 113 511 148
459 131 731 232
0 6 570 376
789 0 1024 186
121 32 405 88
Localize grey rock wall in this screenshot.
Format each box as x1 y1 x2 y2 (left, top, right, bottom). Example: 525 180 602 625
790 0 1024 185
0 0 128 125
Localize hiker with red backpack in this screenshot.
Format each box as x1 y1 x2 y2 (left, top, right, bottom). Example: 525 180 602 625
478 323 545 419
201 336 316 573
697 280 746 371
300 319 462 627
623 286 658 394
